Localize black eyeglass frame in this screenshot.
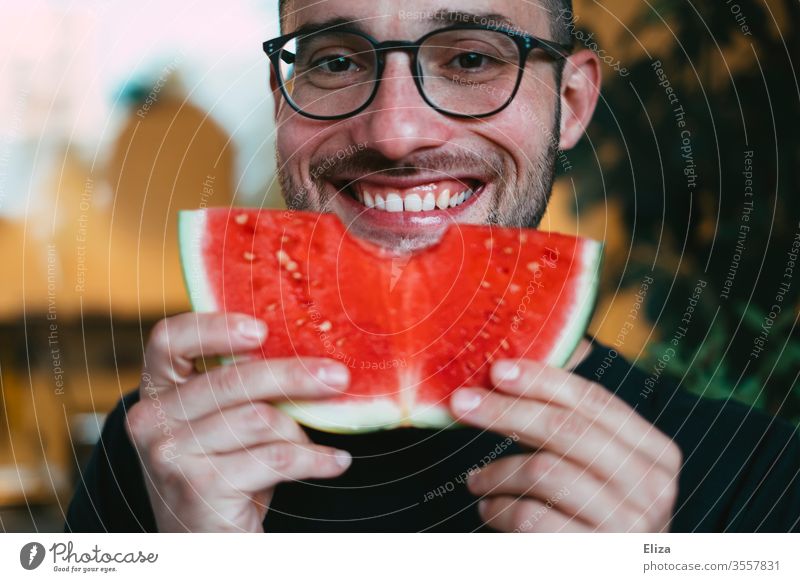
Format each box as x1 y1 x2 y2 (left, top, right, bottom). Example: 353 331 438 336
263 23 573 121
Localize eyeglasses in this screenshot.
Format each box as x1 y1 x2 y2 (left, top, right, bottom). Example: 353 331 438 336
263 23 572 120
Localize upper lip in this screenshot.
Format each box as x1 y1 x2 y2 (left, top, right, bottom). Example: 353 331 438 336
330 174 489 190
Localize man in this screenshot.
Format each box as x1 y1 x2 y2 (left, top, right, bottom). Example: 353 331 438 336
66 0 800 532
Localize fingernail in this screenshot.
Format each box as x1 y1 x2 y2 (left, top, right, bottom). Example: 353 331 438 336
237 318 266 341
315 364 350 388
493 360 521 383
334 450 351 468
451 388 483 413
478 499 488 514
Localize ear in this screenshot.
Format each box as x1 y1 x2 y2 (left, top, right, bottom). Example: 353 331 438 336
558 49 602 150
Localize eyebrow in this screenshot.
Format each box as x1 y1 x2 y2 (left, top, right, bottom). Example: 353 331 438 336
291 10 518 37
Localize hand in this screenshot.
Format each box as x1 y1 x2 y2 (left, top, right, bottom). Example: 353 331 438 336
125 312 352 532
449 351 682 532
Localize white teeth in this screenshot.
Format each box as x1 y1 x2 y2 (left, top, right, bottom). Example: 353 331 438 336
404 194 422 212
436 189 451 210
386 193 403 212
357 185 479 212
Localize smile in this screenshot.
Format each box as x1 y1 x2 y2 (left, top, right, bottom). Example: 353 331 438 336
335 177 487 214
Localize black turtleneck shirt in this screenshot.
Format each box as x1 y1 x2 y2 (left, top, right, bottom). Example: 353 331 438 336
65 339 800 532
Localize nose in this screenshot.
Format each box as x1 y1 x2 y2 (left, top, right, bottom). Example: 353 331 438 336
349 52 455 161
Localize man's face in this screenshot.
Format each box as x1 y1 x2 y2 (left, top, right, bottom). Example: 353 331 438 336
274 0 563 251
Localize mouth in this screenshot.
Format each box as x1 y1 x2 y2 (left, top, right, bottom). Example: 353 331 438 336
333 176 487 214
324 174 492 250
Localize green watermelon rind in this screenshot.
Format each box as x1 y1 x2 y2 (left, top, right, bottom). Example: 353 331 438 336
544 238 605 369
177 209 605 433
178 209 218 313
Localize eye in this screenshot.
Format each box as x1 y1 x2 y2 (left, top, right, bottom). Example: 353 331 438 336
314 55 359 74
452 52 488 69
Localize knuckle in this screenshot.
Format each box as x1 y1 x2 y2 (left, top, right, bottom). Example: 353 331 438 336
125 402 152 443
512 501 536 531
262 441 295 471
148 319 173 355
582 381 613 411
246 401 276 427
288 359 320 393
243 403 285 439
665 440 683 470
525 453 557 483
215 364 245 404
146 440 177 473
549 408 588 436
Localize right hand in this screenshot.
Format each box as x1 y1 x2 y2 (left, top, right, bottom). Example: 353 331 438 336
125 312 352 532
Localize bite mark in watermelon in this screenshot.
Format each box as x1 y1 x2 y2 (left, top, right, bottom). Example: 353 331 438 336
179 208 603 433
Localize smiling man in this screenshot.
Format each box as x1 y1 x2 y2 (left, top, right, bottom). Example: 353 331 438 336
66 0 800 533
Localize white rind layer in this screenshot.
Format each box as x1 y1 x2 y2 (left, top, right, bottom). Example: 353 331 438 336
277 399 404 434
544 239 604 368
178 210 219 313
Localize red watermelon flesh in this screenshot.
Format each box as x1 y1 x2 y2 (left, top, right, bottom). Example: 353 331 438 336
179 208 603 433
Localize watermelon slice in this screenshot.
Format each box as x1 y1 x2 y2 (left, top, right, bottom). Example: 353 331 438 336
178 208 602 433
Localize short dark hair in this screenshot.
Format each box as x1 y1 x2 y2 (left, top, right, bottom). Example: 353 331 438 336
278 1 574 45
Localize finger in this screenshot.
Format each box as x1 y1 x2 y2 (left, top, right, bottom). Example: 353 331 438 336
194 442 352 493
172 402 309 454
160 357 350 421
143 312 267 387
468 453 641 529
478 495 593 532
450 387 654 486
489 359 680 469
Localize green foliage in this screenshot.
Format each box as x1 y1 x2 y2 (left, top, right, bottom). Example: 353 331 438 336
569 0 800 423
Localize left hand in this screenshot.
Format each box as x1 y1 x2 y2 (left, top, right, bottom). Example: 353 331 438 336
449 354 682 532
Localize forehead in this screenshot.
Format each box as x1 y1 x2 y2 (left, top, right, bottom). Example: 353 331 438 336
281 0 552 38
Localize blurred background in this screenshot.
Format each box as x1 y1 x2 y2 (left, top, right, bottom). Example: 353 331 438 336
0 0 797 531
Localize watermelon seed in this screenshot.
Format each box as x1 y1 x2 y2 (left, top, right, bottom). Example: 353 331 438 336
484 352 494 363
266 303 277 312
479 331 490 339
466 343 476 352
509 284 521 293
500 338 510 351
335 338 345 347
519 233 528 243
526 261 540 272
234 213 248 225
480 281 491 289
503 246 514 255
295 318 306 326
291 272 303 280
243 251 255 261
276 250 290 264
286 261 298 271
281 235 290 243
318 320 332 332
483 239 494 249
